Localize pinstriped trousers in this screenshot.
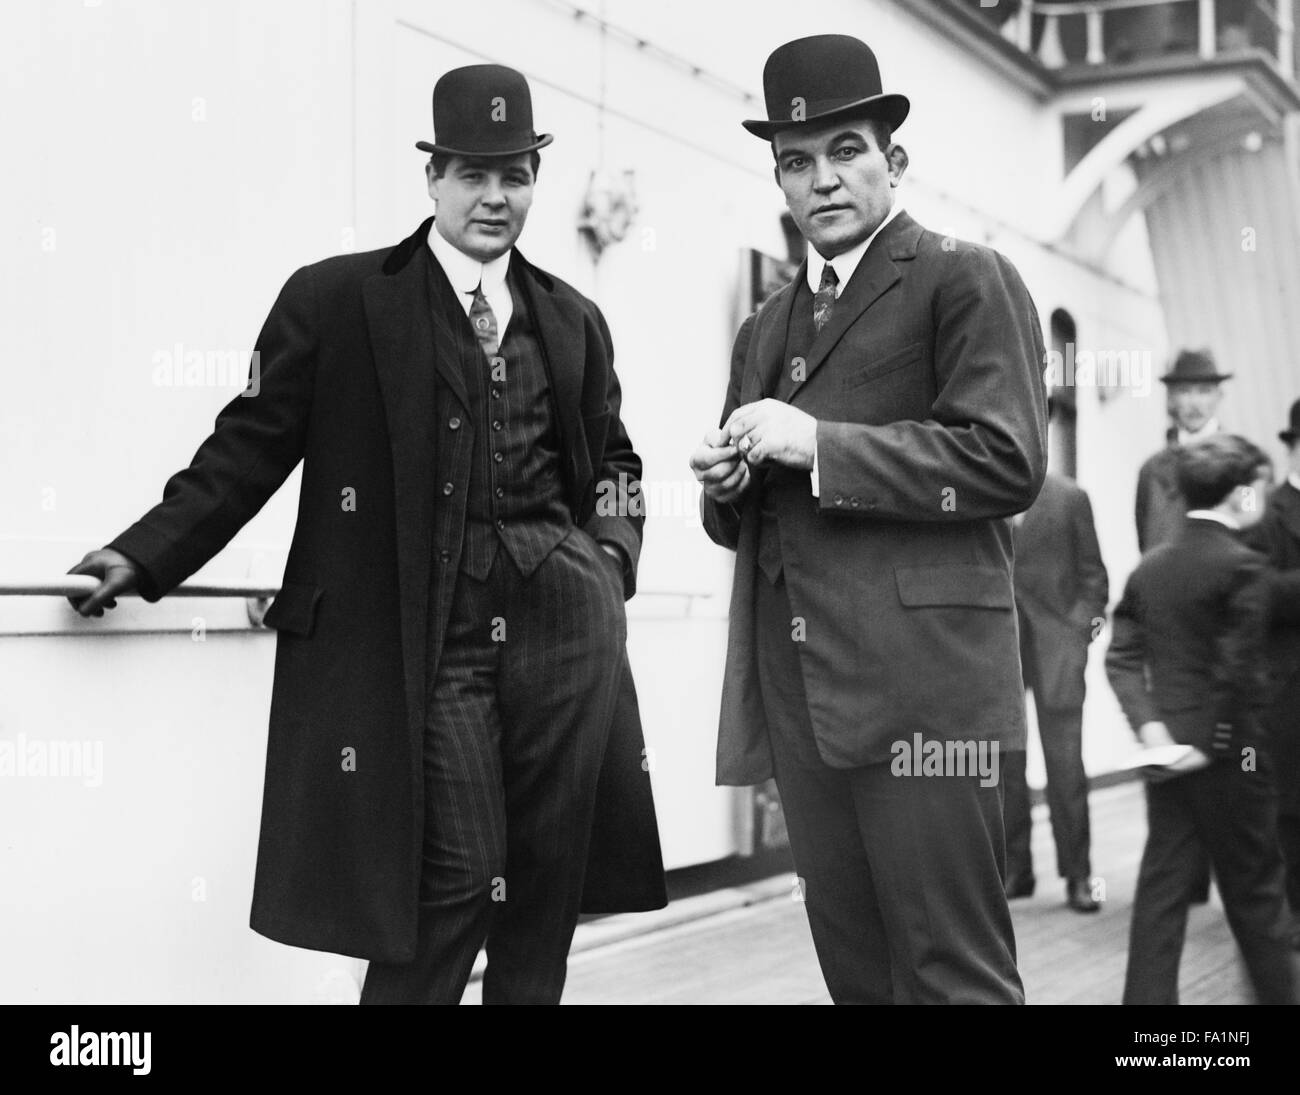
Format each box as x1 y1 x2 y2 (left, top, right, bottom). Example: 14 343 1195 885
359 525 627 1004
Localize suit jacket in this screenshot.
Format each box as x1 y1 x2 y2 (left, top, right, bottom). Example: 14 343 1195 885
1106 517 1270 753
109 218 666 963
702 212 1048 784
1013 472 1109 709
1135 440 1186 553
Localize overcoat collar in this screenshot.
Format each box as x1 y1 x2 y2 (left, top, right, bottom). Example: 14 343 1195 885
745 210 923 402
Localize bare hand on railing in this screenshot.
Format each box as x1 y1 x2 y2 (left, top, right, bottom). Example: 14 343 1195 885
67 549 139 617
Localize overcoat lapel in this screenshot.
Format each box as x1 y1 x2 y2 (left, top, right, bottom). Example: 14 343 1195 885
362 221 445 735
512 254 591 499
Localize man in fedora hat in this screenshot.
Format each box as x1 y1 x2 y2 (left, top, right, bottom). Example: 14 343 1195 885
1135 348 1233 554
67 62 665 1003
1244 397 1300 942
690 34 1047 1003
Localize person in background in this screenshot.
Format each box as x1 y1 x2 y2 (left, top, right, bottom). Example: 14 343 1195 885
1135 349 1232 554
1243 398 1300 946
1107 435 1298 1004
1004 400 1109 913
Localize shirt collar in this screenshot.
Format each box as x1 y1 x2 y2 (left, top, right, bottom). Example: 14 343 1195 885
1177 418 1219 446
806 203 903 297
427 220 511 299
1186 509 1239 530
1288 471 1300 492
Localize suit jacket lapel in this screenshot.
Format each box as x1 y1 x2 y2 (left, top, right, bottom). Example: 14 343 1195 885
797 211 921 393
743 270 801 404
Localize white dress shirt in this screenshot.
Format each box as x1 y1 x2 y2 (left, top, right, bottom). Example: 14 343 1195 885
427 221 513 337
809 203 905 497
1186 509 1239 530
1289 471 1300 492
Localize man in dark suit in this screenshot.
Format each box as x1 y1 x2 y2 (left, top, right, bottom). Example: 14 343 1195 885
690 35 1047 1004
1135 349 1231 554
1134 350 1231 907
1243 399 1300 937
67 64 665 1004
1106 435 1297 1004
1003 462 1108 912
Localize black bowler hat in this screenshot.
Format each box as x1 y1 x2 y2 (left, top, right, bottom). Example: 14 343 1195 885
742 35 910 141
1159 348 1233 385
415 64 553 157
1280 398 1300 445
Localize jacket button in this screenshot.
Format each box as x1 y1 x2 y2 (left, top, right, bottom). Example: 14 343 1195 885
495 519 505 530
493 451 504 463
439 549 450 563
492 420 503 431
495 486 505 499
491 389 502 399
442 482 455 496
448 417 461 430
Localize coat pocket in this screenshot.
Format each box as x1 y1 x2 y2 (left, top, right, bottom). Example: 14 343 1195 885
262 581 324 637
894 565 1013 609
843 341 924 390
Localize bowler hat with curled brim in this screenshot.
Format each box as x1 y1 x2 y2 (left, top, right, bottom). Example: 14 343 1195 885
1280 398 1300 445
415 64 553 158
742 34 910 141
1159 349 1233 385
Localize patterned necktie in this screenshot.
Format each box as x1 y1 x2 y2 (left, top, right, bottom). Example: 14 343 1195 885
468 283 499 357
813 263 839 335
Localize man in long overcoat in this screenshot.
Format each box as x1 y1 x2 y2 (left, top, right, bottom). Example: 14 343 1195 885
70 64 665 1004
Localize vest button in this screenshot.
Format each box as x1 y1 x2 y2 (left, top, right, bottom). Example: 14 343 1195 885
850 496 860 508
495 487 505 499
834 494 844 506
442 482 455 496
448 417 461 430
492 420 503 431
439 549 450 563
494 452 504 463
495 519 505 530
491 389 502 399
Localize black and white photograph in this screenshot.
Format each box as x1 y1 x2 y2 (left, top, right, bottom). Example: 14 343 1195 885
3 0 1300 1067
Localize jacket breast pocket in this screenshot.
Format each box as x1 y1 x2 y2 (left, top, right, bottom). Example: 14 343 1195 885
894 565 1013 609
843 341 924 391
262 581 324 637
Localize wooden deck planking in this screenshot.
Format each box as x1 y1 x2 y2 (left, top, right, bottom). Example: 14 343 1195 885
536 781 1267 1004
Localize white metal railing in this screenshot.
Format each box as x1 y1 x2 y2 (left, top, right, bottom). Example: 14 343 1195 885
997 0 1294 78
1 576 280 599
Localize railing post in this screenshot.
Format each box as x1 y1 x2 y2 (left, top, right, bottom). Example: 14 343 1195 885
1199 0 1217 60
1086 8 1105 64
1279 0 1295 79
1017 0 1034 54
